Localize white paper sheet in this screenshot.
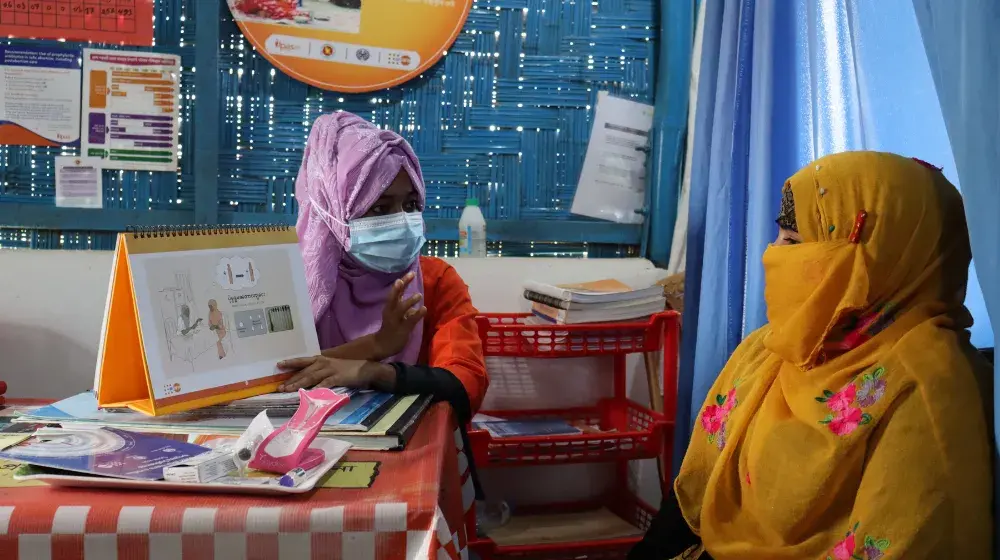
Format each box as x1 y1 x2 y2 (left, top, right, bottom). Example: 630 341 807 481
55 156 103 209
571 92 655 224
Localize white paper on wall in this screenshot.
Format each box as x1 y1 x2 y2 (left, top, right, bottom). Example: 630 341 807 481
571 92 655 225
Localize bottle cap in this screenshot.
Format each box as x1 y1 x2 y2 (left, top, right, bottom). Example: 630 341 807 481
466 198 479 206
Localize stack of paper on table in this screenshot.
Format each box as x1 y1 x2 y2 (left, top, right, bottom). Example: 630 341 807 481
14 391 432 451
523 269 668 325
102 391 310 417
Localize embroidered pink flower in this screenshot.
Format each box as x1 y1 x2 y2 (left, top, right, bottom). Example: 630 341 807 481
828 407 864 436
722 388 737 412
702 383 740 448
700 405 724 434
817 366 885 436
826 384 857 412
829 532 856 560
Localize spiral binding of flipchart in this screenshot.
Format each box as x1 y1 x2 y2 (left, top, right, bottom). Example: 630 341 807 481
125 224 291 238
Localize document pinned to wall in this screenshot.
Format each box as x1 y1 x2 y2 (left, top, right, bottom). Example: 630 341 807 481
55 156 103 209
0 45 81 147
81 48 180 172
571 92 655 225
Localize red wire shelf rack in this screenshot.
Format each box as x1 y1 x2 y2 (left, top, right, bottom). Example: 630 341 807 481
468 311 679 560
468 491 657 560
469 399 669 467
475 313 675 358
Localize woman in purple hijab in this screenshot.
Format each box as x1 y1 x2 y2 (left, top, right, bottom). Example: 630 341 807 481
277 112 489 425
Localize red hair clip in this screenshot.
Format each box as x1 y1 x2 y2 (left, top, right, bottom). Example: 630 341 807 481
849 210 868 244
912 157 943 172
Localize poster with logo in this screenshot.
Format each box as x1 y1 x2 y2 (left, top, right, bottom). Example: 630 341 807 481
0 45 80 147
81 48 180 172
0 0 154 46
228 0 471 93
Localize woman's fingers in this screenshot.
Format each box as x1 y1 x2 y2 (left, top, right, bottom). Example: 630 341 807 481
278 356 318 371
399 293 423 313
403 306 427 328
314 376 341 389
386 279 404 312
399 271 416 290
388 272 415 304
279 360 329 392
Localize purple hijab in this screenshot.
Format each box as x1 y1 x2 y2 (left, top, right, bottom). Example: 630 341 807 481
295 112 425 363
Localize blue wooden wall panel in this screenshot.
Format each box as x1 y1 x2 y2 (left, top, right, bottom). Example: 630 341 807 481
0 0 657 257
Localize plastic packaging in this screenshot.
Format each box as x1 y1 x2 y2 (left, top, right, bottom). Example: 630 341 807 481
248 388 349 474
474 499 511 536
458 198 487 258
232 410 274 476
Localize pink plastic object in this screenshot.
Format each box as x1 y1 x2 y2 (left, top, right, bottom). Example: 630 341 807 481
248 388 349 474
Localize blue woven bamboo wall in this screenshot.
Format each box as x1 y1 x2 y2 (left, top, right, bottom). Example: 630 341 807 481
0 0 657 257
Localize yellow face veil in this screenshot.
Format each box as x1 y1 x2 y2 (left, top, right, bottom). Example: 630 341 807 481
762 151 972 368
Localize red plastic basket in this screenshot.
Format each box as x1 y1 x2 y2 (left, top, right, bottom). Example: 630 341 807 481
469 491 657 560
475 313 678 358
469 399 670 466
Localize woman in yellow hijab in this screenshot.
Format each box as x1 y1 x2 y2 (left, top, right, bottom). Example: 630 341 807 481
630 152 993 559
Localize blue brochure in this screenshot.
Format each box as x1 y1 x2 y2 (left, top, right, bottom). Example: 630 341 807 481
0 427 209 480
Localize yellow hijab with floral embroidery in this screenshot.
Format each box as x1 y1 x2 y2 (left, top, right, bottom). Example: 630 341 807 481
674 152 992 559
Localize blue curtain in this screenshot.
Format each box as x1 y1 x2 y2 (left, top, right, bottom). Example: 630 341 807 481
674 0 994 474
911 0 1000 548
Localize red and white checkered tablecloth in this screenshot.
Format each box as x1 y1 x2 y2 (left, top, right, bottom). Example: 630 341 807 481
0 403 470 560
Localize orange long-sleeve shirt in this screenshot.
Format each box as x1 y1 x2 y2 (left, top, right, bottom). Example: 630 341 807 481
415 256 489 413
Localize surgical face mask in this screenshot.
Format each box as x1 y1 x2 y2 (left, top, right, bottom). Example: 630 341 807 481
348 212 426 274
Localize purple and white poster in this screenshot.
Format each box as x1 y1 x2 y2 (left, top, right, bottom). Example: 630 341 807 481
81 48 180 172
0 45 81 147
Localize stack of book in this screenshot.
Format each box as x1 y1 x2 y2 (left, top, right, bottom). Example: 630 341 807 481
13 391 432 451
523 270 669 325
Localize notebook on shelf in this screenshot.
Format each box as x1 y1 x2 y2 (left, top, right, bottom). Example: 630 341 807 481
529 300 665 325
523 269 669 307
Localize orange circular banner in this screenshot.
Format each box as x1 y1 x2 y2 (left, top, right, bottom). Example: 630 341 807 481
228 0 472 93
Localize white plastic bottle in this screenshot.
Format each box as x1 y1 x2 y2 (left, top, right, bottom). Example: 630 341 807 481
458 198 487 257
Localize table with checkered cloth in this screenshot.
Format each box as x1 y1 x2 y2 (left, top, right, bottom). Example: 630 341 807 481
0 403 473 560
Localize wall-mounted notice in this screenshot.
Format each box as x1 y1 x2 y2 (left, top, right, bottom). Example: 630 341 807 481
228 0 471 93
0 45 80 147
0 0 154 46
82 48 180 172
55 156 103 209
571 92 655 225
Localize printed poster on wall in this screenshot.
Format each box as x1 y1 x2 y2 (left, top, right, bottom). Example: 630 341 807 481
0 45 80 147
0 0 154 46
228 0 472 93
82 48 180 172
